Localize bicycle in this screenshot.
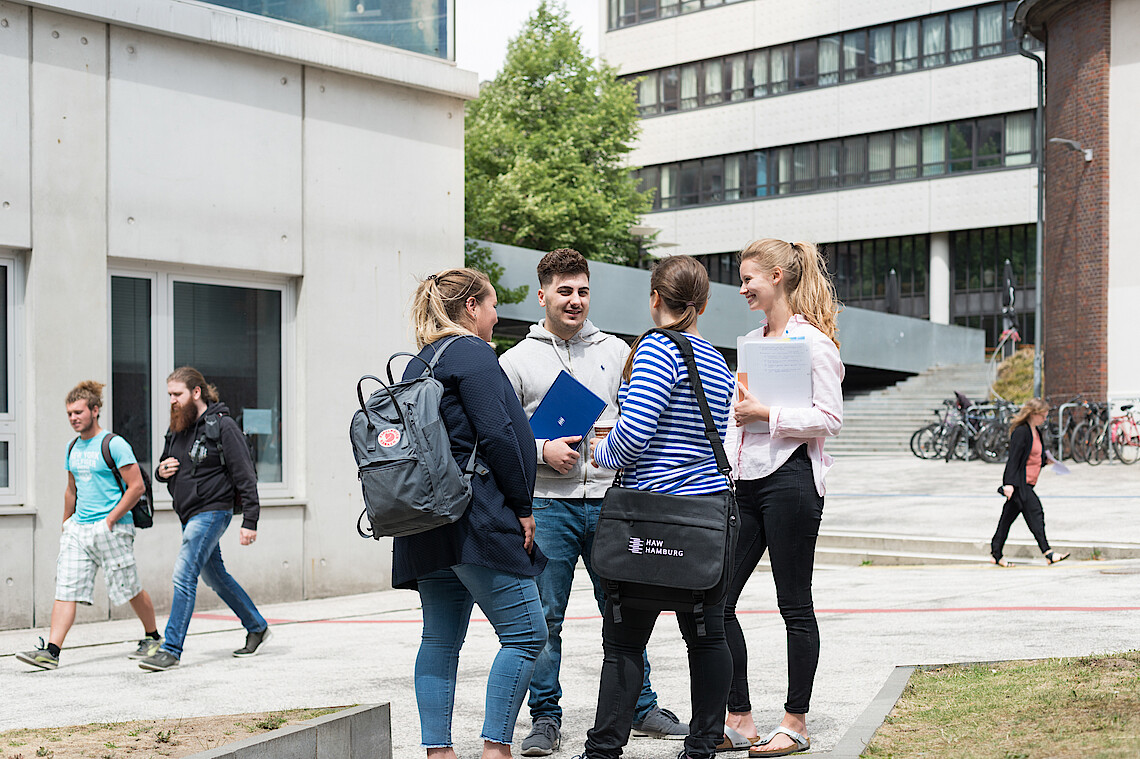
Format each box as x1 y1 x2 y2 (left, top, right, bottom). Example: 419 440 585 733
1110 404 1140 465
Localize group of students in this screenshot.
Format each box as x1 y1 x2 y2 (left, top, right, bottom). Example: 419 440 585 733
17 368 271 673
401 240 843 759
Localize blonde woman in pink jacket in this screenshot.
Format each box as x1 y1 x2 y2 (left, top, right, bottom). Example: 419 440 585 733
719 239 843 758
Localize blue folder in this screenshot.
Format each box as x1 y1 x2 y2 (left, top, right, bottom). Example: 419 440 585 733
528 370 608 443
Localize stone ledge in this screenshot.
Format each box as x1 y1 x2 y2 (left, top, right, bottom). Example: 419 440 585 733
186 703 390 759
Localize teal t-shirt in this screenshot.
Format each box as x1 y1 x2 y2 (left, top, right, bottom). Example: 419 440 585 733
66 431 138 524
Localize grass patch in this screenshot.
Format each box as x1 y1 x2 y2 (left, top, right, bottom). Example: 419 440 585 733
863 650 1140 758
992 347 1034 404
0 707 349 759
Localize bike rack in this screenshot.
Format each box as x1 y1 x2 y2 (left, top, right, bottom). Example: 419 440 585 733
1057 402 1079 461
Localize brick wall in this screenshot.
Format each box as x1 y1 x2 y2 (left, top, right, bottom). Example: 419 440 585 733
1038 0 1112 400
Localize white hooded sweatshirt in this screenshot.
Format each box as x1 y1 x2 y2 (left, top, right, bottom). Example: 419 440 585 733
499 318 631 499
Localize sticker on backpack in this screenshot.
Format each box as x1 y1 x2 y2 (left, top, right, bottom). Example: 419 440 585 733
377 429 401 448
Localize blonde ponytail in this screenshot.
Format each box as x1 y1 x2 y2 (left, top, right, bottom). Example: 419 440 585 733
411 268 492 348
740 239 841 348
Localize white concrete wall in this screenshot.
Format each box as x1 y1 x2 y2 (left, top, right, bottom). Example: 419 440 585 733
0 1 469 629
1108 0 1140 401
643 168 1037 256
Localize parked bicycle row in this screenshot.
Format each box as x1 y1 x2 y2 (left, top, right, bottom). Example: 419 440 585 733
910 394 1140 465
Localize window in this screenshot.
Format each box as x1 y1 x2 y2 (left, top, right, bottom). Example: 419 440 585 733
948 121 974 172
726 54 747 101
793 144 816 192
843 136 867 186
842 30 866 81
748 50 769 97
868 133 893 182
637 72 659 116
1004 113 1033 165
922 15 947 67
977 4 1004 57
895 20 919 72
869 25 893 75
975 117 1003 168
660 68 680 113
680 64 699 110
703 59 723 106
770 45 790 94
749 151 769 197
818 36 840 86
949 9 975 63
775 147 794 195
922 125 946 175
793 40 818 90
660 165 678 208
724 155 743 200
700 156 724 203
895 129 919 180
818 140 842 189
110 271 290 492
679 161 700 205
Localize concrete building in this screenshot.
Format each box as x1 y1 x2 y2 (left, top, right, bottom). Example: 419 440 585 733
0 0 475 629
1018 0 1140 406
603 0 1042 350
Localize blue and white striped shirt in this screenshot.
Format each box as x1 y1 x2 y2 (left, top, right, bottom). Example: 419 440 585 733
594 332 734 495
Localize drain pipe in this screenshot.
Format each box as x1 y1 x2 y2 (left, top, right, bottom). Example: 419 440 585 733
1014 8 1045 399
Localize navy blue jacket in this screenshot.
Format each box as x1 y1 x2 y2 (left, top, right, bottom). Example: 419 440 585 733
392 335 545 589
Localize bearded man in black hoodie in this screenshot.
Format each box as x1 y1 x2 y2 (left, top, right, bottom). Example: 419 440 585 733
138 366 270 672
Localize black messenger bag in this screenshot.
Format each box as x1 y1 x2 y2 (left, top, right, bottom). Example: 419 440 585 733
590 328 738 635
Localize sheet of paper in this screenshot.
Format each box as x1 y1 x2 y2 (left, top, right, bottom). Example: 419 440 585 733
737 337 812 434
1045 449 1071 475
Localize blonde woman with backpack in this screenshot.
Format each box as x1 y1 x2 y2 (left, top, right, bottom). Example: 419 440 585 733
720 240 843 757
398 268 547 759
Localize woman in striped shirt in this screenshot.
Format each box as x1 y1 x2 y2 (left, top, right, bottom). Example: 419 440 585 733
582 255 735 759
721 239 843 758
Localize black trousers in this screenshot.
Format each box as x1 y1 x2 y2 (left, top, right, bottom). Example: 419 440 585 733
723 445 823 715
583 599 731 759
991 484 1050 559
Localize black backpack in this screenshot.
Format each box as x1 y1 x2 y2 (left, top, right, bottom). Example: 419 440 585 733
351 335 484 539
67 434 155 529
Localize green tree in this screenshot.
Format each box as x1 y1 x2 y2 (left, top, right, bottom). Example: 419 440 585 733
465 1 651 264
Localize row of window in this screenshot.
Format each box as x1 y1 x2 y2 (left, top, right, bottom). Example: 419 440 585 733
609 0 746 29
633 111 1035 211
627 3 1034 117
695 224 1038 347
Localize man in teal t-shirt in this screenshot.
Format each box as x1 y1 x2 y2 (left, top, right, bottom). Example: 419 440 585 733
16 381 161 670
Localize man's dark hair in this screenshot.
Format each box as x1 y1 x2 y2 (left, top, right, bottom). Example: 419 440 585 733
537 248 590 287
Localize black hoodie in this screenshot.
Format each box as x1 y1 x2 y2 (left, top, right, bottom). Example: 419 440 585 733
155 401 260 529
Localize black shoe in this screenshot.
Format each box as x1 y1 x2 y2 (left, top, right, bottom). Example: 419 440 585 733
521 716 561 756
138 650 180 672
233 627 271 657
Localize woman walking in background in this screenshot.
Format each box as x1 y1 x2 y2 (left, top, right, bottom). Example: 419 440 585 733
721 239 843 757
991 398 1069 567
398 268 548 759
581 255 735 759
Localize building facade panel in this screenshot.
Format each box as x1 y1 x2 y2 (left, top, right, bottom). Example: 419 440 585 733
0 2 30 249
1108 0 1140 400
107 28 304 275
928 168 1036 231
298 67 465 599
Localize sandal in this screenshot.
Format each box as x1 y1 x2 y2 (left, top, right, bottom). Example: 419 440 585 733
716 725 759 752
990 556 1015 567
748 727 809 757
1045 550 1070 565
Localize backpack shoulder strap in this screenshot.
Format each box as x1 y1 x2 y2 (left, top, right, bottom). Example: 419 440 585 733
100 433 127 495
646 328 732 478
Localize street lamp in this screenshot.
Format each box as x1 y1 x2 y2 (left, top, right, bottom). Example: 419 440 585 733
1048 137 1093 163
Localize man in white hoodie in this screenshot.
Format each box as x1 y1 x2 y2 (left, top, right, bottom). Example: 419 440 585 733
500 249 687 756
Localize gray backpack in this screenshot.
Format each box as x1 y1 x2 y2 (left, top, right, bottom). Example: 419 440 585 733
351 336 482 539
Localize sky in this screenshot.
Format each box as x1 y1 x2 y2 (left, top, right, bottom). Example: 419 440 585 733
454 1 601 82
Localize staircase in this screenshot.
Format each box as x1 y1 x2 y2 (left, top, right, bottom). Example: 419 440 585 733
830 363 992 456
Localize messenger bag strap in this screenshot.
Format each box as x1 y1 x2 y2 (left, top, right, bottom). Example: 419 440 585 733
648 328 732 479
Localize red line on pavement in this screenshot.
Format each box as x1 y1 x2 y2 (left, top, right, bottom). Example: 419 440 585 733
191 606 1140 626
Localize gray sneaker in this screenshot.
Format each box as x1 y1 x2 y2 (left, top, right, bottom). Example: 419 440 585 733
521 716 561 756
16 638 58 670
138 650 180 672
129 636 162 660
631 707 687 740
233 627 271 657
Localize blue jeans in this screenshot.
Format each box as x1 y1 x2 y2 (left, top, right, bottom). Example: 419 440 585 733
416 564 547 747
161 509 266 658
528 498 659 726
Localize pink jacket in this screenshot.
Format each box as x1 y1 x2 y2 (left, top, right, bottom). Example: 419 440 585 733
725 315 844 496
